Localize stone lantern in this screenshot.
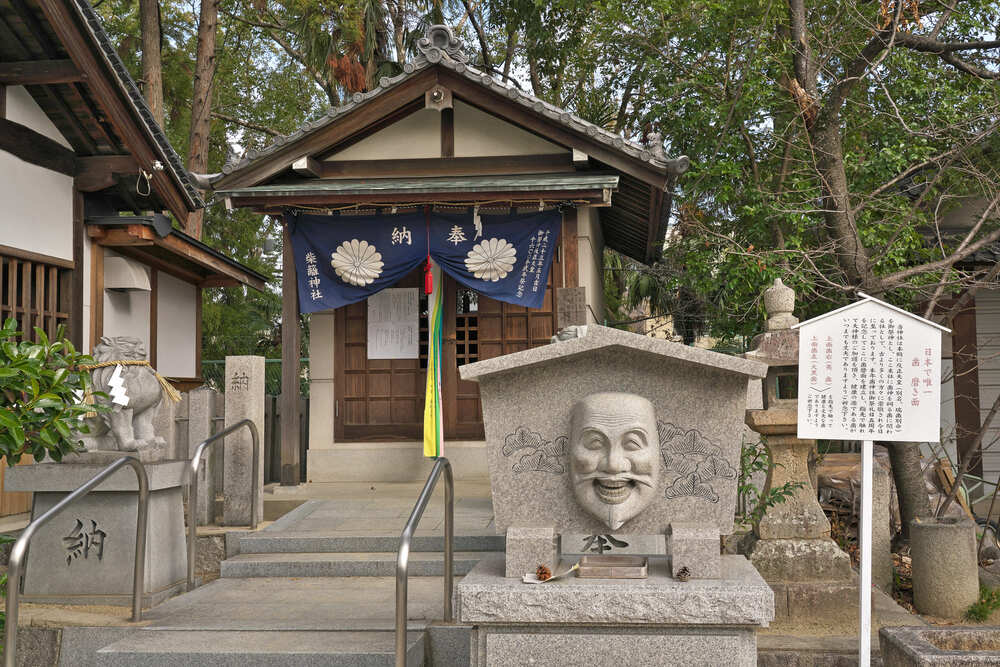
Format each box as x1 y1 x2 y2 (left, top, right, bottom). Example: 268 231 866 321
744 279 854 622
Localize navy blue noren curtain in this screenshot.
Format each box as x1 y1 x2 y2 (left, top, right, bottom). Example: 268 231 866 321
290 209 561 314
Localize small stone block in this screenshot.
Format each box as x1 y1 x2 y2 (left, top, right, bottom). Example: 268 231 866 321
556 286 587 329
505 526 560 579
667 522 720 579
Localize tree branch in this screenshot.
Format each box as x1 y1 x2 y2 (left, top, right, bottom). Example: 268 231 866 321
460 0 494 71
211 111 280 136
880 197 1000 288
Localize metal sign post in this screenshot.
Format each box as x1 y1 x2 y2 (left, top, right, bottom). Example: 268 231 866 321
794 293 949 665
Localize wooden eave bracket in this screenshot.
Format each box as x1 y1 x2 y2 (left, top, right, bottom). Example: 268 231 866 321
88 224 265 291
0 59 84 85
292 156 322 178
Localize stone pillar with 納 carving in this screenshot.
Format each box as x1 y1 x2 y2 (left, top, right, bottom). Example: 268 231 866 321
744 279 854 622
223 355 265 526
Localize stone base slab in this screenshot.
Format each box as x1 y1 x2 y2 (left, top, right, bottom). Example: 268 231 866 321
458 553 773 626
459 554 771 666
5 460 187 492
769 578 858 621
749 537 852 582
19 579 186 608
62 446 168 465
8 462 187 606
474 625 758 667
879 625 1000 666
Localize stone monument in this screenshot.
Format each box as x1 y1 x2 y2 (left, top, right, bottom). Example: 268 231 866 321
456 325 775 666
223 355 265 526
743 279 855 621
5 336 187 606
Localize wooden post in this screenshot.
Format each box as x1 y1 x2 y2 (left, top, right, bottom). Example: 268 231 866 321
280 217 301 485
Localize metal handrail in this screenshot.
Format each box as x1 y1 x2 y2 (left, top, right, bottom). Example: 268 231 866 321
4 456 149 667
395 457 453 667
186 418 260 591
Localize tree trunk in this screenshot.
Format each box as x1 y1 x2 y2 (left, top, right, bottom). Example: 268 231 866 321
186 0 219 240
138 0 163 127
887 441 931 540
809 120 873 289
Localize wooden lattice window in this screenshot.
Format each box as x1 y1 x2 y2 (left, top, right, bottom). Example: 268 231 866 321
456 287 479 366
0 252 72 342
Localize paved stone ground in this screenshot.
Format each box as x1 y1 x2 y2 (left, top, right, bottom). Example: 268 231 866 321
263 480 496 535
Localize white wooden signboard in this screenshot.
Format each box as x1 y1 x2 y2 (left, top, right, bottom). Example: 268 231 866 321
793 293 949 666
796 295 947 443
367 288 419 359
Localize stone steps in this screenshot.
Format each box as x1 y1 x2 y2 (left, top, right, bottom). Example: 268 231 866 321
237 531 504 554
94 629 426 666
221 550 492 578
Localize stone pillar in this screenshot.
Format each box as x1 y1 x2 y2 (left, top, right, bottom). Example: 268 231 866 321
744 279 854 621
745 410 852 585
188 386 216 525
872 462 893 593
911 517 979 618
151 394 177 459
224 356 265 526
308 311 335 449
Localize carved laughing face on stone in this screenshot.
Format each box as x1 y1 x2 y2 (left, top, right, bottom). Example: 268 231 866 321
569 393 660 530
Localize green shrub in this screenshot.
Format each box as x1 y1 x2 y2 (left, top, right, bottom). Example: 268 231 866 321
0 318 102 464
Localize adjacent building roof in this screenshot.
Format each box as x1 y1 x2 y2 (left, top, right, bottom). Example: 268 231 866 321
218 173 619 208
86 216 269 291
0 0 204 220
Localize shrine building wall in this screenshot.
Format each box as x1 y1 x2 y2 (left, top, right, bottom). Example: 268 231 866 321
0 86 74 262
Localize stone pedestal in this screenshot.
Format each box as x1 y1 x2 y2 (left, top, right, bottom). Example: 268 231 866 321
505 526 559 578
745 408 853 620
223 355 265 526
457 553 774 666
5 461 188 607
668 522 721 579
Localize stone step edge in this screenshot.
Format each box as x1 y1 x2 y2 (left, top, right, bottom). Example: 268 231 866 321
94 629 426 665
237 533 504 554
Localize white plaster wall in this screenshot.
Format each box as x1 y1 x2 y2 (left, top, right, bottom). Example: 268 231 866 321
327 108 441 160
577 207 605 324
102 250 151 356
0 154 74 260
6 86 72 148
308 311 336 449
156 272 198 377
453 101 564 157
1 87 74 261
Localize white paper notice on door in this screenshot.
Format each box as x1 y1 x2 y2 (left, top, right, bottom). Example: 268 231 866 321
367 288 419 359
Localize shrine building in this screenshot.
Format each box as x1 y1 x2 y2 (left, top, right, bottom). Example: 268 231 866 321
207 25 688 484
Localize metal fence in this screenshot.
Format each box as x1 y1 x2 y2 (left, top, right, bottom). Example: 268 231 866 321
201 358 310 396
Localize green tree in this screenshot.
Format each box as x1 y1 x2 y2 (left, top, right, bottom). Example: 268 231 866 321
0 320 102 464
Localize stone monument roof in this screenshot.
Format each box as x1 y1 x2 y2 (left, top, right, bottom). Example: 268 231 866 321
460 325 767 381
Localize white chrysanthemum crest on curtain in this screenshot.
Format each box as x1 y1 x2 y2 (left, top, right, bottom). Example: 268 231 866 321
464 238 516 282
330 239 384 286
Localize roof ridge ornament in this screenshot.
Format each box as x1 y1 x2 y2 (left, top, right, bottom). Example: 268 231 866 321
415 25 469 65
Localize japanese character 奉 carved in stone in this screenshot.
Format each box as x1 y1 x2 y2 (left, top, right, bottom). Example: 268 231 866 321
569 393 661 530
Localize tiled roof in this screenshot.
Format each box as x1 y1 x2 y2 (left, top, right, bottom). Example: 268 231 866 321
220 25 688 182
72 0 205 209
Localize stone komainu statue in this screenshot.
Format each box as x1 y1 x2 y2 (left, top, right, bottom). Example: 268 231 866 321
82 336 167 453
